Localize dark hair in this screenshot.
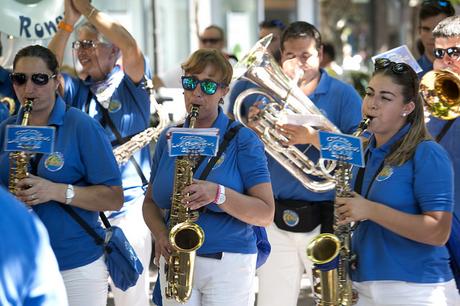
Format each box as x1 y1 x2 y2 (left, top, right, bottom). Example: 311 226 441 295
259 19 286 31
13 45 59 74
419 0 455 21
372 60 431 165
281 21 321 51
433 15 460 38
181 49 233 86
322 42 336 61
203 25 225 40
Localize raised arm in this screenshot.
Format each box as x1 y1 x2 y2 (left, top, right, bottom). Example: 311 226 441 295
72 0 145 83
48 0 81 67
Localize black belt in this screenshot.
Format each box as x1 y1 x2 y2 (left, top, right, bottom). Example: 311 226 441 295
197 252 223 260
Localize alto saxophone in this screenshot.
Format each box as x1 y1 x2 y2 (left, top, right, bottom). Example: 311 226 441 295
165 105 205 303
8 99 34 195
306 118 370 306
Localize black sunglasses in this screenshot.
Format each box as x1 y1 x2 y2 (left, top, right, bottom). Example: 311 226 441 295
72 40 97 50
199 37 221 44
433 47 460 59
422 0 454 10
181 76 226 95
10 73 56 86
374 58 411 74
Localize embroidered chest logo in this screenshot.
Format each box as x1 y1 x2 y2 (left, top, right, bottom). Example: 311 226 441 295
376 165 393 181
283 209 300 227
108 99 122 113
212 152 226 170
44 152 64 172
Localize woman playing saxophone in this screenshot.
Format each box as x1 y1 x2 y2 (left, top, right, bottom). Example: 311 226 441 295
336 58 459 305
142 49 274 306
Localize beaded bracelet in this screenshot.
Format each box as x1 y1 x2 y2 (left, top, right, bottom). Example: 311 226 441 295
57 21 73 33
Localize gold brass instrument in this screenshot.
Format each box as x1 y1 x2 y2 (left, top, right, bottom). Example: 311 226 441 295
165 105 205 303
232 34 340 193
8 99 33 195
420 69 460 120
306 118 370 306
1 96 16 116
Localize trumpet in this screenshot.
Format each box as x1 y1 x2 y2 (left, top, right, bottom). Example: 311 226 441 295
420 69 460 120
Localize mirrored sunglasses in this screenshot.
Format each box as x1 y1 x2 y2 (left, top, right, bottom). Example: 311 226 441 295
10 73 56 86
181 76 226 95
433 47 460 59
72 40 97 50
374 58 411 74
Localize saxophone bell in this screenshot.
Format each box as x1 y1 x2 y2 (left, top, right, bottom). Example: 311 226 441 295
306 118 370 306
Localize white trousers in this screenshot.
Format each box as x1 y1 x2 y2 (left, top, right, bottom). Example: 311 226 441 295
109 196 153 306
256 223 321 306
158 252 257 306
353 280 460 306
61 255 108 306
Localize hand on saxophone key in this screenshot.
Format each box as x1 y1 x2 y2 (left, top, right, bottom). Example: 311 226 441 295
181 179 220 210
336 192 374 225
154 231 172 265
15 174 53 206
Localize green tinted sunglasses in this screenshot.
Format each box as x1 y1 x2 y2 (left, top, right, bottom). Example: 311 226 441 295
181 76 226 95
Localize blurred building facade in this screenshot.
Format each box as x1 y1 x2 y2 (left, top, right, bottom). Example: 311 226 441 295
1 0 459 78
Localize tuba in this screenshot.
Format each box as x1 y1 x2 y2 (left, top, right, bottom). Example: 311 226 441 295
165 105 205 303
306 118 370 306
232 34 339 193
420 69 460 120
8 99 34 195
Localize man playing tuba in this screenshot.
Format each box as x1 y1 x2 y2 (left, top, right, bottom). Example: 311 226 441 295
248 21 363 306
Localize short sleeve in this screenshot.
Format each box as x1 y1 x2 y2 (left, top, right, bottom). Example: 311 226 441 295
413 141 454 212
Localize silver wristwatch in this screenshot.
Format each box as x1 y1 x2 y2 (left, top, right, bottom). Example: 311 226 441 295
215 185 226 205
65 184 75 205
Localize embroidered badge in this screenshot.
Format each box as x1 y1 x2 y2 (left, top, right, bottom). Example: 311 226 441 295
44 152 64 172
212 153 225 170
376 165 393 181
108 99 122 113
283 209 300 227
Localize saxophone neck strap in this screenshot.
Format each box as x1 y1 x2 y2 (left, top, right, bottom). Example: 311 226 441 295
435 118 457 143
354 150 385 198
198 120 243 180
87 92 148 186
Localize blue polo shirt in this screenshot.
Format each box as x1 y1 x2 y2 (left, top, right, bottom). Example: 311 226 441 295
0 97 122 270
417 54 433 78
0 66 18 122
150 108 271 255
62 60 152 216
228 79 258 118
0 186 68 305
427 117 460 217
268 70 362 201
351 124 454 283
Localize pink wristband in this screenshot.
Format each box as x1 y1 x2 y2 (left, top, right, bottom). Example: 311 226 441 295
213 184 221 203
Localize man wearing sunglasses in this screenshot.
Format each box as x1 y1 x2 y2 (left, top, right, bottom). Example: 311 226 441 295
430 15 460 293
253 21 363 306
416 0 455 78
48 1 152 306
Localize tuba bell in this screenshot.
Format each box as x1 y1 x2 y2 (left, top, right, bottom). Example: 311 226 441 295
232 34 339 193
420 69 460 120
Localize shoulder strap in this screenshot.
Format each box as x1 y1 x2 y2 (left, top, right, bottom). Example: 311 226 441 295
435 118 457 142
59 204 106 245
88 93 148 186
199 121 243 180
